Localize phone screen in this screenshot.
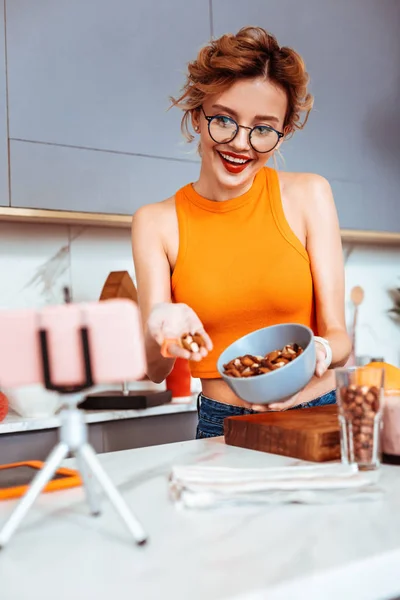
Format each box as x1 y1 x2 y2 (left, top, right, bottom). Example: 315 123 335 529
0 465 70 489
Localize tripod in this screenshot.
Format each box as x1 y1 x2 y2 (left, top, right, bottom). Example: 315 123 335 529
0 326 148 549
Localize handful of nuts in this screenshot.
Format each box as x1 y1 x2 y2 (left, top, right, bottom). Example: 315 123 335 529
339 384 381 464
161 332 207 358
180 333 207 354
223 343 304 378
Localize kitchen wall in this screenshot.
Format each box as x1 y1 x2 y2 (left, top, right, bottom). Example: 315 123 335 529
1 221 399 367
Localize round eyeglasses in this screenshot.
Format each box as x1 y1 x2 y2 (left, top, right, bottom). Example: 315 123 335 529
200 106 284 154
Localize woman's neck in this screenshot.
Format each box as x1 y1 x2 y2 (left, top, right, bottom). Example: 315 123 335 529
192 164 256 202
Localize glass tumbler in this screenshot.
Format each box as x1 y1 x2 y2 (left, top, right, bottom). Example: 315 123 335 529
335 366 385 470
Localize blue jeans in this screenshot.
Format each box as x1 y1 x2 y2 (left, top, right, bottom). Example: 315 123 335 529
196 391 337 439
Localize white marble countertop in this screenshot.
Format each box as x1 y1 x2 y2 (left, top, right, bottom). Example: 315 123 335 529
0 396 197 435
0 438 400 600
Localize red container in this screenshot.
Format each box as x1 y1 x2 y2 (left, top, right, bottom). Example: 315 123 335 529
166 358 191 398
0 391 8 422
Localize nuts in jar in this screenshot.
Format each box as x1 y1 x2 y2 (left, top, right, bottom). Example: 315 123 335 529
223 343 304 378
338 384 381 465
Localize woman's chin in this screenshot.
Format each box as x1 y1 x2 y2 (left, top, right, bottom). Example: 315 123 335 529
213 162 257 191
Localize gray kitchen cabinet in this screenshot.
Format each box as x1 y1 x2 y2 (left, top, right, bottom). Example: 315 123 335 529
0 4 8 206
6 0 211 161
212 0 400 232
0 425 103 465
0 412 198 465
10 140 200 213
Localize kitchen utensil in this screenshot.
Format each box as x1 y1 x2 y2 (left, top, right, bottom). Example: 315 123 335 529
349 285 364 364
217 323 316 405
224 404 340 462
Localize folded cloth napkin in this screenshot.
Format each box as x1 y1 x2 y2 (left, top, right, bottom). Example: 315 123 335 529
169 463 382 508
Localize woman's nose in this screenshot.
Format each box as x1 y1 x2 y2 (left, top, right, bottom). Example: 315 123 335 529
229 126 251 152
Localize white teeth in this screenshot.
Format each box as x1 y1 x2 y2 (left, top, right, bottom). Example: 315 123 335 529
220 152 250 164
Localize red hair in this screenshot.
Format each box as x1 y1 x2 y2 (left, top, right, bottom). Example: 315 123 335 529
171 26 313 142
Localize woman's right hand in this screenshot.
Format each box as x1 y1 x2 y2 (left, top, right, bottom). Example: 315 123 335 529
147 302 213 361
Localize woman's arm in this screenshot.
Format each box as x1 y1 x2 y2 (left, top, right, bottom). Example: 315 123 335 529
265 173 351 411
132 202 212 383
131 203 176 383
305 173 352 369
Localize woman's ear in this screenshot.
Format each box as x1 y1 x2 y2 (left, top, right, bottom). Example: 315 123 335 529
272 126 289 157
281 125 292 143
191 108 201 133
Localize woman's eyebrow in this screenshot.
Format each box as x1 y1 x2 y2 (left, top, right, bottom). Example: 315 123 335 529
211 103 279 123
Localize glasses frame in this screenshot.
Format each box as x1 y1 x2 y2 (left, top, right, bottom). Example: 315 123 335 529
200 106 284 154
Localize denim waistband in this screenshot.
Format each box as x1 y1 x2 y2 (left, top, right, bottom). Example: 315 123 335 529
196 390 336 440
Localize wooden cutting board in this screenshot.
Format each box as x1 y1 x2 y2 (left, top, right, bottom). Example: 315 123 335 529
224 405 341 462
99 271 138 303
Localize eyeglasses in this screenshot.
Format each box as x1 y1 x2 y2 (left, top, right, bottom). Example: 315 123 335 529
200 106 284 154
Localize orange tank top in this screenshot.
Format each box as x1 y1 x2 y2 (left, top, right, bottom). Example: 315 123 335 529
171 167 316 379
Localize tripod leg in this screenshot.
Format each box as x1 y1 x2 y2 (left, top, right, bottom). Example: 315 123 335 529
75 448 101 516
79 444 148 545
0 442 69 550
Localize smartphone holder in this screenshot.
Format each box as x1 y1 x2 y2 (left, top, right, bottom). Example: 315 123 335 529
0 324 148 550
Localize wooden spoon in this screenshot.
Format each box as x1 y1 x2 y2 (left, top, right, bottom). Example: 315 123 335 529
350 285 365 361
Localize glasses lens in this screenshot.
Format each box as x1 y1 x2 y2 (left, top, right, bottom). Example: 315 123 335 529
209 116 237 144
250 126 279 153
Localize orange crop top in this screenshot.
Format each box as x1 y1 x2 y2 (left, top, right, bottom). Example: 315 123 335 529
171 167 316 379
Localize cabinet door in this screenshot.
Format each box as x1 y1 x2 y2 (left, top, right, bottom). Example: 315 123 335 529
212 0 400 232
0 3 8 206
10 140 200 214
7 0 211 161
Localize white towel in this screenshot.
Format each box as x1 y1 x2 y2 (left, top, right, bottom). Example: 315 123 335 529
169 463 382 508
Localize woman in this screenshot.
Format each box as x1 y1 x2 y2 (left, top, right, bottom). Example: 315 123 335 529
132 26 351 438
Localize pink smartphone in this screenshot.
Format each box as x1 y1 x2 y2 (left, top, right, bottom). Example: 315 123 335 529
0 299 147 389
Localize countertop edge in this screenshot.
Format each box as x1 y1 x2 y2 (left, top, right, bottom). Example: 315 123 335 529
0 396 197 435
234 547 400 600
0 207 399 245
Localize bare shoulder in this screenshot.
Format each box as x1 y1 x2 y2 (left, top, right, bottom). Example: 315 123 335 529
277 171 336 220
278 171 332 198
132 196 175 229
131 196 179 265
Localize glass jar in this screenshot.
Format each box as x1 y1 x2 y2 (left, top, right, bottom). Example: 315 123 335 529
335 366 385 470
382 392 400 464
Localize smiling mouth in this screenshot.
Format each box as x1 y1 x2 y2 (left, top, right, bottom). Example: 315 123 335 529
217 150 253 173
218 151 252 165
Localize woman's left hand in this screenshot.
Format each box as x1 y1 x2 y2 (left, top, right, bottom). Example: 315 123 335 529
315 340 329 378
249 392 302 412
245 340 329 412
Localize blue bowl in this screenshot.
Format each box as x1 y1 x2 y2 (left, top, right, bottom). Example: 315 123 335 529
217 324 316 405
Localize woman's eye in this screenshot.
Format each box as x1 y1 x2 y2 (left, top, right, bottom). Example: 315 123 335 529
254 125 274 136
215 116 234 127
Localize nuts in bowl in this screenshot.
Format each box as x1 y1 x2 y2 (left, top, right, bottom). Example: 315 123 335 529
223 343 304 378
217 324 316 405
